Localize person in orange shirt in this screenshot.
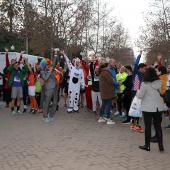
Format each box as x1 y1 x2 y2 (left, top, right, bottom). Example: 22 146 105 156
27 63 38 114
55 67 63 111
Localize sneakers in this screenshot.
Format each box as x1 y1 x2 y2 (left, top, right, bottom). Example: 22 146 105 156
116 113 123 118
29 108 34 113
98 119 106 123
114 111 119 115
23 108 28 113
6 104 9 108
130 124 135 129
49 117 54 122
93 111 97 115
165 124 170 129
103 114 113 121
122 120 130 124
11 111 17 115
134 125 144 133
87 109 93 113
39 109 44 113
107 120 115 125
123 115 127 119
43 117 50 123
32 109 38 114
17 110 22 115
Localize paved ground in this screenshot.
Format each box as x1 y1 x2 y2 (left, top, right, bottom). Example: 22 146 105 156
0 98 170 170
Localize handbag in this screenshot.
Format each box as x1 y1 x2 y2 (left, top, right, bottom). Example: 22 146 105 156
129 96 142 117
162 89 170 104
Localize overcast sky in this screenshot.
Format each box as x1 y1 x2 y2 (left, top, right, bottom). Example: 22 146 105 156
105 0 152 54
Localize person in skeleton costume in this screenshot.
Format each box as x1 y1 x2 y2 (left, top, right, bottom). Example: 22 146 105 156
60 50 85 113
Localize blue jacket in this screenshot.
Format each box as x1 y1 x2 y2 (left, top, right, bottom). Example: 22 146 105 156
132 54 144 91
109 65 119 90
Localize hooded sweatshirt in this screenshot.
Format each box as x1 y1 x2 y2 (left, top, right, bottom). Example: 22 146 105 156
136 80 164 112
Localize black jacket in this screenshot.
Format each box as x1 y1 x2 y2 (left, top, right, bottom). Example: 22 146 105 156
90 62 99 92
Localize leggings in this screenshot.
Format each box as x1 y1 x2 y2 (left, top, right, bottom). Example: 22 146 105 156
23 91 27 105
35 92 41 107
91 91 102 111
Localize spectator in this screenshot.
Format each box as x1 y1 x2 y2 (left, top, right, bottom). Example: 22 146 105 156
98 63 115 124
136 67 164 152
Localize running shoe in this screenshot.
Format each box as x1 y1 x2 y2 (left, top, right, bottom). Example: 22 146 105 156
122 120 130 124
134 125 144 133
23 108 28 113
107 120 115 125
32 109 38 114
39 109 44 113
43 117 50 123
130 124 135 129
29 108 34 113
98 119 106 123
17 110 23 115
11 111 17 115
116 113 123 118
49 117 54 122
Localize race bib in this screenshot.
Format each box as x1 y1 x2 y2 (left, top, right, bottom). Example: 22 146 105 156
74 72 79 78
14 76 21 82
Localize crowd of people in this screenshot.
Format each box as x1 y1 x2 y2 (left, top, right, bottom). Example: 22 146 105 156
0 48 170 152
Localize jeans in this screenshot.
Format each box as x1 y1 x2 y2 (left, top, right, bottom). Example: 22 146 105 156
100 99 112 119
143 111 163 146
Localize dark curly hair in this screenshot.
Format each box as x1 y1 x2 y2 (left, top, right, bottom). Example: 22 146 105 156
157 66 167 75
143 67 159 83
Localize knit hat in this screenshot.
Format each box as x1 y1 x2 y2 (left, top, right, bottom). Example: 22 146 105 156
40 58 52 69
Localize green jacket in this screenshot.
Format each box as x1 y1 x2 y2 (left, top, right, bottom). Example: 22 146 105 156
7 64 29 87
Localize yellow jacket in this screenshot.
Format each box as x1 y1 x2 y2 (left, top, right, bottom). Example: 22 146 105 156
159 74 167 95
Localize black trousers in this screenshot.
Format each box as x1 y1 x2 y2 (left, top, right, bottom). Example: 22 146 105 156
117 93 123 114
143 111 163 146
35 92 41 107
123 93 132 121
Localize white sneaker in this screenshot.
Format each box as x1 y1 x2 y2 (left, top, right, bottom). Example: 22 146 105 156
114 111 119 115
98 119 106 123
107 120 115 125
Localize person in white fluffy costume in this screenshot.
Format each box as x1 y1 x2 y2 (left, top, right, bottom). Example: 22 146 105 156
60 50 85 112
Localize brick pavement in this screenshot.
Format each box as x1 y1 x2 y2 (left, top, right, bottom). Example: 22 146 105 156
0 98 170 170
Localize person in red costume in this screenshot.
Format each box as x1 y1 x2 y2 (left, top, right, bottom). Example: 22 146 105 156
81 53 98 112
3 48 24 107
154 53 163 67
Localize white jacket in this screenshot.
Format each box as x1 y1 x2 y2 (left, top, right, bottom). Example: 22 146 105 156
136 80 164 112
